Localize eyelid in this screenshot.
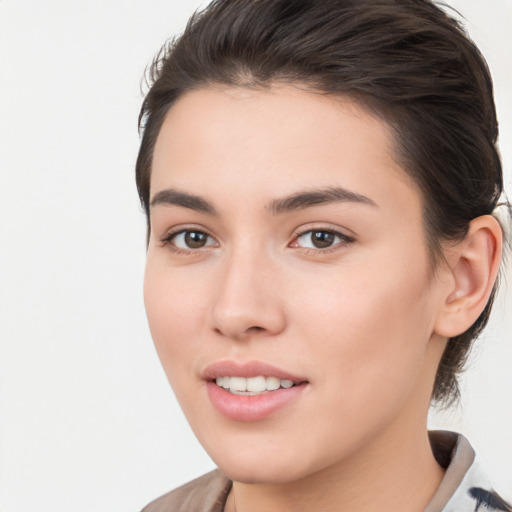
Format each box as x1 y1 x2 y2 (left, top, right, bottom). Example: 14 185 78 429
159 225 219 251
157 224 354 254
290 226 355 252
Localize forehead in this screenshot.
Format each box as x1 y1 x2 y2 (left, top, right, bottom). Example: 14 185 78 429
151 85 421 219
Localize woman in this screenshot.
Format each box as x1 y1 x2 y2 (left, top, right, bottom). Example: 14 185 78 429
136 0 511 510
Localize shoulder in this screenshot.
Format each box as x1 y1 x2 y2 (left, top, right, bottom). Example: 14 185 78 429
141 469 232 512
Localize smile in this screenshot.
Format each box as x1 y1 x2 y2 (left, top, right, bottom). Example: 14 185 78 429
215 375 296 395
204 361 308 421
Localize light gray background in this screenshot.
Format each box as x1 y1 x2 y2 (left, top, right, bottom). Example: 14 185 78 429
0 1 510 510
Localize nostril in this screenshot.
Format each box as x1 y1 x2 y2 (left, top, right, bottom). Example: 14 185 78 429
210 292 286 339
214 324 266 340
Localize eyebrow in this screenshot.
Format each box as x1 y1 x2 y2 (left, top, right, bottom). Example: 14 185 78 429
149 186 377 215
268 186 377 214
150 189 216 214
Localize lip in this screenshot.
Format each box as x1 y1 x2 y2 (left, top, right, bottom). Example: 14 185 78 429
203 360 308 422
202 360 307 382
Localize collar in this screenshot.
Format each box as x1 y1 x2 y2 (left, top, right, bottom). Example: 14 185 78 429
426 430 511 512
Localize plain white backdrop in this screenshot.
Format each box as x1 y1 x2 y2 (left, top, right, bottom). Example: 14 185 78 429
0 1 510 510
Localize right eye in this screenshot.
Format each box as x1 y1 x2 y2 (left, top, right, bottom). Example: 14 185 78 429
163 229 217 250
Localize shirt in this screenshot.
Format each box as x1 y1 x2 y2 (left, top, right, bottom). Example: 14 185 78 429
141 431 511 512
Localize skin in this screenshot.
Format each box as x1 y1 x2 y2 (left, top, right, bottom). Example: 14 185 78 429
144 85 501 512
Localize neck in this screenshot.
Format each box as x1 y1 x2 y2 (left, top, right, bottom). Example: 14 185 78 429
226 423 444 512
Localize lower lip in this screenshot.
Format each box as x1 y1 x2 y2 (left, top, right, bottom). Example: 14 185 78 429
206 381 306 422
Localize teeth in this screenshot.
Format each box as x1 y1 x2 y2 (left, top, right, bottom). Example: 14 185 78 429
214 375 297 394
215 376 230 388
247 376 266 392
230 376 246 392
266 376 280 390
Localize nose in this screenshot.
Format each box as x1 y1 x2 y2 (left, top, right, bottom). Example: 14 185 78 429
209 247 286 341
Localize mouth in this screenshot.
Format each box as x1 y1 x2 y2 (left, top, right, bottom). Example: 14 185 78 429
214 375 298 395
203 361 308 421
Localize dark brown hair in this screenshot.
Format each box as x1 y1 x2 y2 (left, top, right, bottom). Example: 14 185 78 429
136 0 507 405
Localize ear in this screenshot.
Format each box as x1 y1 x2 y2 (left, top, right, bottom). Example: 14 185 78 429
434 215 503 338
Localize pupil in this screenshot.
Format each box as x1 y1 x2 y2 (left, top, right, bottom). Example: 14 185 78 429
185 231 206 248
312 231 334 248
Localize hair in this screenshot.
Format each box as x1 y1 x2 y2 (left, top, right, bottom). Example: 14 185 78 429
135 0 508 406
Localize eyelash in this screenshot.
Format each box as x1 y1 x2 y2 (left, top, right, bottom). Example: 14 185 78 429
291 228 355 254
159 227 355 255
159 228 216 254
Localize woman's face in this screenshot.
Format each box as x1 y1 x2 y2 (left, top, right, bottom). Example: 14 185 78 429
144 86 449 483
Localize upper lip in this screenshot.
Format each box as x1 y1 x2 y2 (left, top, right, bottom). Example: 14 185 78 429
202 360 308 383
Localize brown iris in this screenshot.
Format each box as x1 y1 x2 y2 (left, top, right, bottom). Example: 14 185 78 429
311 231 335 248
184 231 208 248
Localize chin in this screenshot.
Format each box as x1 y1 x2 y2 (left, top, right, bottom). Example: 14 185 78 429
217 460 308 485
204 439 318 485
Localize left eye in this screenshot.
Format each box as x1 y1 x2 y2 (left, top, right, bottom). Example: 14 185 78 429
294 230 349 249
169 230 217 250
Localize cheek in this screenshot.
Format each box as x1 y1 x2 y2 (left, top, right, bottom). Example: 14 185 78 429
291 252 435 405
143 259 209 379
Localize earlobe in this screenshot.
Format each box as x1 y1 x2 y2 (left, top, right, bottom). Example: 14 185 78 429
434 215 503 338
